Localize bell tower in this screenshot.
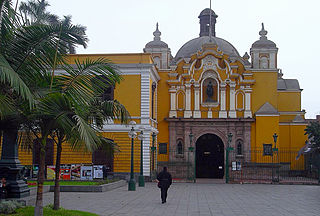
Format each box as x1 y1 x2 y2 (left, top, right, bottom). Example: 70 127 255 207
144 23 171 70
250 23 278 69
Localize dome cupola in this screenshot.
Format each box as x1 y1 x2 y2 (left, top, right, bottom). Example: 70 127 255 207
198 8 218 37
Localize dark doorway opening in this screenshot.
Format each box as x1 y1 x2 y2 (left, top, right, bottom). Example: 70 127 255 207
196 133 224 178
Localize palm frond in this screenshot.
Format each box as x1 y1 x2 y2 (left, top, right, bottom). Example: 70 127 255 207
0 54 34 105
72 114 101 151
57 58 121 105
0 93 14 119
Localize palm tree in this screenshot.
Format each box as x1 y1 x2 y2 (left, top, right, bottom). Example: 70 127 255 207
20 58 130 214
19 0 59 25
43 60 130 210
0 1 89 214
19 0 87 53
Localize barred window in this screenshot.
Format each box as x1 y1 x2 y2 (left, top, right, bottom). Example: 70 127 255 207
159 143 167 154
263 144 273 156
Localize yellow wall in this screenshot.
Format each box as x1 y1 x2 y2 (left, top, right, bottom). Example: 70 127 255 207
252 72 278 113
114 75 141 117
102 132 145 173
254 115 279 163
17 141 92 166
278 92 301 112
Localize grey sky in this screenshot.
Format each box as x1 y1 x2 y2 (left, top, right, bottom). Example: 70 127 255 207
19 0 320 118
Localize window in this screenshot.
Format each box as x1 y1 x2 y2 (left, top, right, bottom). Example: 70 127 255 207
263 144 273 156
177 140 183 154
236 139 243 155
158 143 167 154
93 75 114 102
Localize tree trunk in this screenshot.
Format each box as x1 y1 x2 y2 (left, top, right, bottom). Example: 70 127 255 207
34 138 46 216
53 142 62 210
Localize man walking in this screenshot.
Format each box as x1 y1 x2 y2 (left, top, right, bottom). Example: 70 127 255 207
157 167 172 204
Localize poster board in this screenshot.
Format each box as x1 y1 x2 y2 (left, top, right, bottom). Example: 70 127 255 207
80 166 93 180
93 165 103 179
46 165 55 180
71 164 81 180
60 165 71 180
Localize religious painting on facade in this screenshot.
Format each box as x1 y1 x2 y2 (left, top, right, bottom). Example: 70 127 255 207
203 78 218 103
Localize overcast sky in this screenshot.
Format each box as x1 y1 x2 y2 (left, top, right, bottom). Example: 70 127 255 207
16 0 320 118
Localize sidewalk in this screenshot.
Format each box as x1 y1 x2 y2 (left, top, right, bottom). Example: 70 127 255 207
36 182 319 216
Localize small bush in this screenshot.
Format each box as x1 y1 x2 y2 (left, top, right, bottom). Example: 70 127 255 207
0 200 24 214
46 203 54 209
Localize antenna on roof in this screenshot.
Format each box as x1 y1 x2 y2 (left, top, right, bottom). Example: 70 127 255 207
209 0 212 42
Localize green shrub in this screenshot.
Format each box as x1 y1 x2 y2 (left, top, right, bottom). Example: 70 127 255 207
0 200 24 214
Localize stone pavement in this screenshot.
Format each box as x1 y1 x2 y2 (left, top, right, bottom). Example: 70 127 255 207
38 182 319 216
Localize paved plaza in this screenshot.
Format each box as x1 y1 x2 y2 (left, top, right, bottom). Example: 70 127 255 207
37 182 319 216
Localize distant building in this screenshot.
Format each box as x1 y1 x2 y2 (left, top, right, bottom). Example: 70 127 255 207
17 8 308 180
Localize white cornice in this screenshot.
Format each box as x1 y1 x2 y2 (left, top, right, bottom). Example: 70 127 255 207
255 114 280 117
277 90 302 93
279 111 306 115
279 122 307 126
250 69 279 73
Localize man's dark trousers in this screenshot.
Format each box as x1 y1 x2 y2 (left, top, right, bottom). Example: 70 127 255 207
161 186 169 203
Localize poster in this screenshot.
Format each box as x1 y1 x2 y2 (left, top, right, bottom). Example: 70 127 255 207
32 165 39 178
47 165 56 180
60 165 71 180
71 164 81 180
93 165 103 179
80 166 93 180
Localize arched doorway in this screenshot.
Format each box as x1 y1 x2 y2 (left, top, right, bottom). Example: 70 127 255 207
196 133 224 178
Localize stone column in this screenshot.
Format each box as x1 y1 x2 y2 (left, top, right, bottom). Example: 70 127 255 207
244 88 252 118
193 83 201 118
169 87 177 117
219 82 227 118
229 82 237 118
184 83 192 118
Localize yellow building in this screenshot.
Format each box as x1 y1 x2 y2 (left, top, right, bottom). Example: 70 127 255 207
17 8 308 180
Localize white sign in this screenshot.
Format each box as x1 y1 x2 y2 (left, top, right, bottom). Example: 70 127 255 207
93 165 103 179
80 166 93 180
232 162 237 171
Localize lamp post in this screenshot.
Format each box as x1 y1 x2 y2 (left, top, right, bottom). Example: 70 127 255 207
273 133 278 150
272 133 279 183
151 132 157 180
138 129 145 187
225 132 233 183
128 121 137 191
188 130 195 183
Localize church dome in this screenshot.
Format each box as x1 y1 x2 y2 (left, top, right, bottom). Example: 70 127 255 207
175 36 240 60
174 8 240 61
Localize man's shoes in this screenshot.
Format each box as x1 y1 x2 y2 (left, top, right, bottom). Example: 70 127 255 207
162 201 165 204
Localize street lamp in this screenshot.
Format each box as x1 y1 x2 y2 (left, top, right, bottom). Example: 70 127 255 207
273 133 278 149
188 130 195 183
225 132 233 183
151 132 157 180
128 121 137 191
138 128 145 187
272 133 279 183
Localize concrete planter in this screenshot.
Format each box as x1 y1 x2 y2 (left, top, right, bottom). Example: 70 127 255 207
49 180 126 192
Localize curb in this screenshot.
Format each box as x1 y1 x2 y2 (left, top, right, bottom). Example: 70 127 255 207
49 180 126 192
